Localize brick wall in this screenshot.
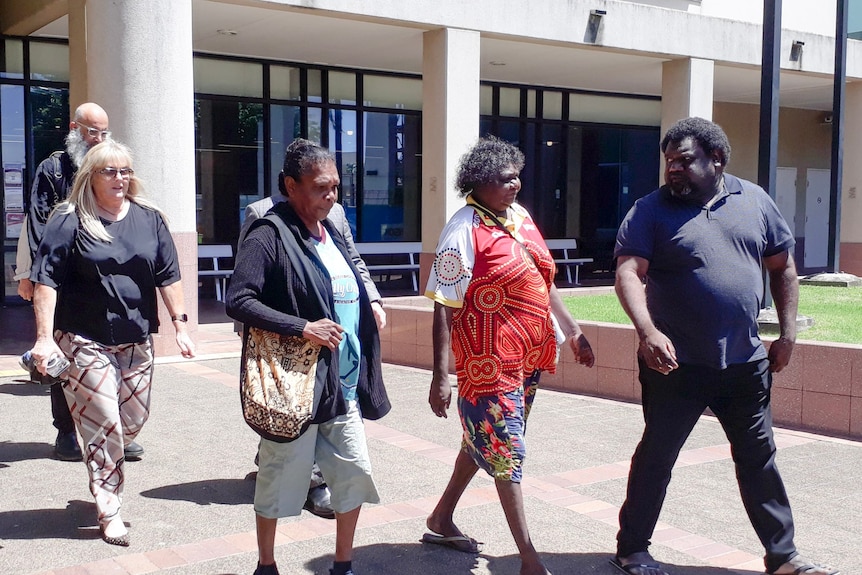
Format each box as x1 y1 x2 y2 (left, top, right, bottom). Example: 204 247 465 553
380 304 862 440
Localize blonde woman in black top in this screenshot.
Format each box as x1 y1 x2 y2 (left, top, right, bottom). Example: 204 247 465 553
30 140 195 546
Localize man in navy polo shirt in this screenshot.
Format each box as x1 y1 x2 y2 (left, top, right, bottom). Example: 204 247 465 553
611 117 837 575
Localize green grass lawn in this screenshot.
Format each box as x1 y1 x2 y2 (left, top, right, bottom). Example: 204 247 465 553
563 285 862 345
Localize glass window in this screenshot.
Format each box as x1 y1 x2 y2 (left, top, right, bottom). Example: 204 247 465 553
363 75 422 110
2 85 26 298
194 57 262 97
480 85 494 115
308 69 322 103
570 93 661 126
526 89 537 119
576 125 659 273
1 39 24 79
849 0 862 39
30 42 69 82
360 112 421 242
30 87 70 171
195 99 263 244
308 107 323 144
328 109 357 206
499 87 520 117
270 65 301 100
269 104 302 197
533 124 565 237
328 71 356 105
543 91 563 120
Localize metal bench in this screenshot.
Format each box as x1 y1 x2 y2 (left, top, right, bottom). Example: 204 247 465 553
198 244 234 301
356 242 422 293
544 238 594 285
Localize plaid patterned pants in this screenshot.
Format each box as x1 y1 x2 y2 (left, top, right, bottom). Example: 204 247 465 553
56 331 154 524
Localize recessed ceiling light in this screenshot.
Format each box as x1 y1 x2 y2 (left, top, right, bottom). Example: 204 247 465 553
217 29 238 36
489 61 506 66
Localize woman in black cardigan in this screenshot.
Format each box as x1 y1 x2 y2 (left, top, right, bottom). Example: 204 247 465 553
226 139 389 575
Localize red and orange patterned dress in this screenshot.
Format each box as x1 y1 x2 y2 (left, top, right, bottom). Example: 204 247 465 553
425 196 557 403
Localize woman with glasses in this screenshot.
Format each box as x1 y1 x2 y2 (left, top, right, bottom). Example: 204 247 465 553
29 140 195 546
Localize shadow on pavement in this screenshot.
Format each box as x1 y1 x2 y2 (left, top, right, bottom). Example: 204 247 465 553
0 440 54 464
0 500 100 540
302 548 762 574
140 477 256 505
0 381 53 397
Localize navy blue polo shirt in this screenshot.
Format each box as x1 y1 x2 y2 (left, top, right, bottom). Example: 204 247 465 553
614 174 795 370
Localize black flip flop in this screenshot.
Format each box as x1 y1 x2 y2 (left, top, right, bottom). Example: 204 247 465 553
420 532 483 553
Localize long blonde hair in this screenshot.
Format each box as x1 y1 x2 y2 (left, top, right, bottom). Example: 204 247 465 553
54 140 168 242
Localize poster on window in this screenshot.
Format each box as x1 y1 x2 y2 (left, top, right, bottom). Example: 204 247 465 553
6 212 25 238
4 163 25 211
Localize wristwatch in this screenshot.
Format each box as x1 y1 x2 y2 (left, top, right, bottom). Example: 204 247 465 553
171 314 188 322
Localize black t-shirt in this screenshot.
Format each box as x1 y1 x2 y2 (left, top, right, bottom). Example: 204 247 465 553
32 202 181 345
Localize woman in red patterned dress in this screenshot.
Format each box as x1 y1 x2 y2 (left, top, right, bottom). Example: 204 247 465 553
422 136 595 575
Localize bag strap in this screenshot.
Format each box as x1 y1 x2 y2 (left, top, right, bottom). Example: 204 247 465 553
261 212 333 318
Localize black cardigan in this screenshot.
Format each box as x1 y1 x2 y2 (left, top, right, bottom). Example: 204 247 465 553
225 201 390 423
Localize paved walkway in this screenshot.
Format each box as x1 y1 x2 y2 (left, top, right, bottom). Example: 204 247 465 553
0 318 859 575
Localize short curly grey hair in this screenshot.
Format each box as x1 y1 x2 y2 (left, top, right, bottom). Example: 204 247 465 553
455 136 525 197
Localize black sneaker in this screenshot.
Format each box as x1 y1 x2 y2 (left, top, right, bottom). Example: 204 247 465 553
55 431 82 461
124 440 144 460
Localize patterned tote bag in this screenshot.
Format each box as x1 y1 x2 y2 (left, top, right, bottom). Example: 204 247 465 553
241 326 321 442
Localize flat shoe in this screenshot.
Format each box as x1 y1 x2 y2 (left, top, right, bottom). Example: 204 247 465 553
100 525 130 547
421 531 483 553
610 556 669 575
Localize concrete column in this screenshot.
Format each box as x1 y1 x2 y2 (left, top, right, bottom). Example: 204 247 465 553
67 0 87 109
420 28 481 285
839 82 862 275
660 58 715 133
659 58 715 178
85 0 198 356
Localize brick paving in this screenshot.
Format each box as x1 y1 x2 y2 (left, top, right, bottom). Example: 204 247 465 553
1 317 858 575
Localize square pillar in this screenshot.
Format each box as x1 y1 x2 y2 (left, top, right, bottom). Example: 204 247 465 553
659 58 715 177
67 0 88 110
839 82 862 275
420 28 481 285
85 0 198 356
661 58 715 131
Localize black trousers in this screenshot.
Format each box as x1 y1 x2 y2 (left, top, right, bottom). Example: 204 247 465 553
51 381 75 433
616 358 797 573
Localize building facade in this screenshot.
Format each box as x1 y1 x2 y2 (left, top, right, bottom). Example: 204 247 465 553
2 0 861 350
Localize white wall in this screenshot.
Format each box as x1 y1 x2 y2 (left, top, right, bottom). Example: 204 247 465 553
618 0 841 36
699 0 836 36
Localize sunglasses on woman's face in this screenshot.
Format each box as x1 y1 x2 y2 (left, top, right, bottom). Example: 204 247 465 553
97 167 135 179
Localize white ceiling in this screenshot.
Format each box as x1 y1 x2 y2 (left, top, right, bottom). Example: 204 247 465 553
33 0 836 111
